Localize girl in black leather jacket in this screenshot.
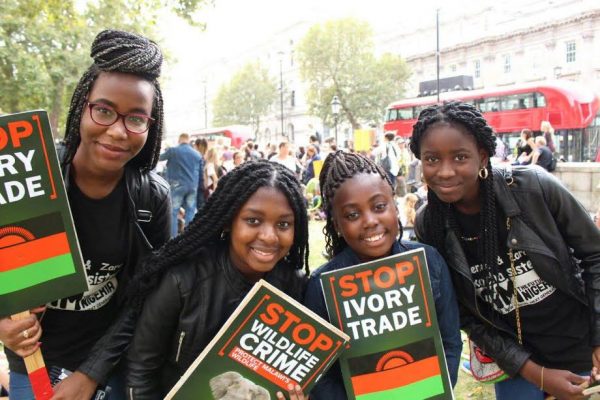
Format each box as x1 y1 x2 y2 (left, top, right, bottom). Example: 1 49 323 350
410 101 600 400
127 160 310 400
0 30 170 400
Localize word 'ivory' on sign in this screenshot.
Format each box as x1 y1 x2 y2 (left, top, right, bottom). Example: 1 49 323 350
1 111 90 399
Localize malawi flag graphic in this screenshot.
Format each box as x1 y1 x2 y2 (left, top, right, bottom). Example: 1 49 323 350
348 338 444 400
0 213 76 295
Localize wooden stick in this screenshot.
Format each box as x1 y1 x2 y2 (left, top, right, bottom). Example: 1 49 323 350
10 311 53 400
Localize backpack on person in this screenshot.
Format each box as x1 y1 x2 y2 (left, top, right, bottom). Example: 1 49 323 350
380 143 397 173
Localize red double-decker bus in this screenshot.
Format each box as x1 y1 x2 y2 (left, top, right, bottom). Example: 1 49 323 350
384 81 600 161
191 125 252 149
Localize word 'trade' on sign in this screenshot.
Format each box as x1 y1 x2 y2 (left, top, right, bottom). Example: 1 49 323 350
320 248 454 400
166 280 350 400
0 110 88 317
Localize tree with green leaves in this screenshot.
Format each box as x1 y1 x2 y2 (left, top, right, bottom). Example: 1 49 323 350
297 18 410 130
0 0 210 136
213 61 278 134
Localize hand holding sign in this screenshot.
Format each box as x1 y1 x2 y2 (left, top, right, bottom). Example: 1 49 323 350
0 306 44 357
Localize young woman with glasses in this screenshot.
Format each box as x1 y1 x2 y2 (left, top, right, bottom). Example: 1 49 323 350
0 30 171 400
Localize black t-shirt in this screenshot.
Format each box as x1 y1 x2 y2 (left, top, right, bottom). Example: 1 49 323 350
536 146 554 171
456 210 591 372
40 178 128 371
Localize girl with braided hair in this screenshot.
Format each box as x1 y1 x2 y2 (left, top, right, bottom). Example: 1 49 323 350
127 160 309 400
0 30 170 399
303 150 461 400
410 101 600 400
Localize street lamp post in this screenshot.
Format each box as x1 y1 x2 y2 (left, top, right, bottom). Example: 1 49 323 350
278 51 285 137
331 95 341 145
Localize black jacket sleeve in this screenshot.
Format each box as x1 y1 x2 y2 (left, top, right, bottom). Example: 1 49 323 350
535 170 600 345
126 270 182 399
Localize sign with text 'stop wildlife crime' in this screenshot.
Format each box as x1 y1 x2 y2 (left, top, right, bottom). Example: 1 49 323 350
320 248 454 400
166 280 350 399
0 110 88 317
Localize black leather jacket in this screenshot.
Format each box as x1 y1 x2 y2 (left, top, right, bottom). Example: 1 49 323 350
126 244 307 399
5 165 171 383
416 166 600 376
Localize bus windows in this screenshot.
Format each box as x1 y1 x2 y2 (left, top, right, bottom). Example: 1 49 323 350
480 97 501 112
534 92 546 107
502 94 534 110
386 109 398 122
397 108 413 120
413 105 427 119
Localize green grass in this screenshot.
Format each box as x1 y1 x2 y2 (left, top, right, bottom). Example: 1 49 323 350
306 219 495 399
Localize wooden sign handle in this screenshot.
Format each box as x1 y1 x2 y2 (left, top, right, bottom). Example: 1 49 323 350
10 311 53 400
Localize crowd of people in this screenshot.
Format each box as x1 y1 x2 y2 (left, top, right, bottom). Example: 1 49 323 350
2 29 600 400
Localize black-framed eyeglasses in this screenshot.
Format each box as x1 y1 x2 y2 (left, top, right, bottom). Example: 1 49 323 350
86 102 154 134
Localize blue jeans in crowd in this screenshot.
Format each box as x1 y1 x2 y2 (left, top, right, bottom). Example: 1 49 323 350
9 371 126 400
170 182 197 237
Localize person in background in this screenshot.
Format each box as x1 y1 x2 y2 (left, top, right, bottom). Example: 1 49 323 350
194 138 207 212
304 151 462 399
221 150 234 173
401 193 419 240
301 144 321 185
243 140 258 161
203 147 221 198
254 143 265 159
410 101 600 400
232 150 244 168
540 121 556 153
395 137 412 197
269 142 297 173
296 145 306 161
376 133 400 193
160 133 201 237
531 136 554 172
309 133 321 154
516 129 535 165
126 161 309 399
0 30 171 399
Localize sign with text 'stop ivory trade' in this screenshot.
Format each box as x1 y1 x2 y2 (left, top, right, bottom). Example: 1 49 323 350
320 248 454 400
166 279 350 399
0 110 88 317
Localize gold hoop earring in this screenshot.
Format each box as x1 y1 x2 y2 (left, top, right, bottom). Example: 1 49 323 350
478 167 489 180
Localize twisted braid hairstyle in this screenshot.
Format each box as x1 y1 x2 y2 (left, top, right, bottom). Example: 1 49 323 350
319 150 401 258
409 101 499 299
130 160 309 304
62 29 164 172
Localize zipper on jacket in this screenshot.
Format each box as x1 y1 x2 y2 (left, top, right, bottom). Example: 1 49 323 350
129 387 133 400
175 331 186 362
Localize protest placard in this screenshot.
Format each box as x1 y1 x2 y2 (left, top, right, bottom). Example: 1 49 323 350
320 248 454 399
353 129 373 152
0 110 88 317
166 280 350 399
